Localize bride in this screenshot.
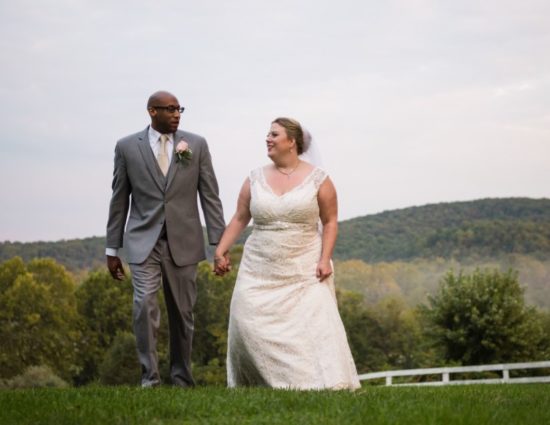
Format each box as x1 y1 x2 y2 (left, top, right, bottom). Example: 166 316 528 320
214 117 360 390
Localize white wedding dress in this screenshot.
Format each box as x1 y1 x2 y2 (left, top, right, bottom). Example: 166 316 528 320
227 166 361 390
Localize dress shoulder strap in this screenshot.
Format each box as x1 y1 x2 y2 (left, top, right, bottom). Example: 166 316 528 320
249 167 263 184
311 167 329 190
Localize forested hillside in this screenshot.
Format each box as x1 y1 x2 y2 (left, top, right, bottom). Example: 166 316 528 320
0 198 550 270
335 197 550 261
0 236 107 271
2 198 549 270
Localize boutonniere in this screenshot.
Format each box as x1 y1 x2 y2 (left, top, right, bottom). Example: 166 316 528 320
175 140 193 163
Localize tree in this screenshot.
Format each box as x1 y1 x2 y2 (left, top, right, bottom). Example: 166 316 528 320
368 297 433 370
75 270 134 384
0 257 81 381
337 289 382 373
98 332 141 385
422 268 546 365
338 290 431 373
335 260 403 305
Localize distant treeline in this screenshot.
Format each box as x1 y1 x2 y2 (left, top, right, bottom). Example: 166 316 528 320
0 236 107 271
2 198 549 271
335 255 550 310
335 197 550 262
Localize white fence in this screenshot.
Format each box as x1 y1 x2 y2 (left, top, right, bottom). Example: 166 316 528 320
358 360 550 386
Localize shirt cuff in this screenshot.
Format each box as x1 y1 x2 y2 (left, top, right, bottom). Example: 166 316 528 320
106 248 118 257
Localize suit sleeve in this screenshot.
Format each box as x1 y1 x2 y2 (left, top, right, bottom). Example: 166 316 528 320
197 139 226 245
106 143 131 249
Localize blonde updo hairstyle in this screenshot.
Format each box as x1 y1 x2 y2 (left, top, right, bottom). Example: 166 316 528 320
272 117 311 155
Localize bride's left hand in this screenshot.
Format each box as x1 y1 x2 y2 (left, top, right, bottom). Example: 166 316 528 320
316 259 333 282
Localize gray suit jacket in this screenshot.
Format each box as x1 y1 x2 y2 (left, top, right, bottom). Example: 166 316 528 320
106 127 225 266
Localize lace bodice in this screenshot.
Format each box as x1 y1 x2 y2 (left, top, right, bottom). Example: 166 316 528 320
249 166 328 229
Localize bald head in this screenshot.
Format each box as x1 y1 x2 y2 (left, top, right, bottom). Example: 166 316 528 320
147 91 177 108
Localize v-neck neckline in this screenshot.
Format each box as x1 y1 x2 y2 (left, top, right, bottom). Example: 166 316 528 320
260 166 317 198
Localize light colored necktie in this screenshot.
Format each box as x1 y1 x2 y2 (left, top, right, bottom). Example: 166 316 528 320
157 134 170 176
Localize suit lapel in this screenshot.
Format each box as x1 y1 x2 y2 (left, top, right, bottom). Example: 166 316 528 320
137 128 165 192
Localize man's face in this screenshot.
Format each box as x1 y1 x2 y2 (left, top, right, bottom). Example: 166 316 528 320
148 93 181 133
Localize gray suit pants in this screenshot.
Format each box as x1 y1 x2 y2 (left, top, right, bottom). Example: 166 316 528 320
129 235 197 387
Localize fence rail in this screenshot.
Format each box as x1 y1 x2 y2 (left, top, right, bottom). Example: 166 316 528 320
358 360 550 386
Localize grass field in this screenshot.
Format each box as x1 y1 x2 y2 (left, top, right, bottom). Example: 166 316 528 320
1 384 549 424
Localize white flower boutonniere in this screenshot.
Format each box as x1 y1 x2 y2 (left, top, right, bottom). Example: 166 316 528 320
175 140 193 163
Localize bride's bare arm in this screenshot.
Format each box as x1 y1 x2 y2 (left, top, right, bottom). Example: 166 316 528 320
214 178 252 272
317 177 338 281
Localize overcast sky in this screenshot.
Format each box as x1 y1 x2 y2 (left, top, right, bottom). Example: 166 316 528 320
1 0 549 242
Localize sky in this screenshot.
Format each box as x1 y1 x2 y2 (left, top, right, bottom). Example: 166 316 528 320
0 0 549 242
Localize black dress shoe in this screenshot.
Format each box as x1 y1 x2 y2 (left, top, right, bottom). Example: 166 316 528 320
171 377 195 388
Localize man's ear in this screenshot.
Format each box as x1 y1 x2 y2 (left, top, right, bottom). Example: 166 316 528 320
147 107 157 118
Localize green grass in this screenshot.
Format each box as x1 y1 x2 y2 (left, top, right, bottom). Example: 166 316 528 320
1 384 549 424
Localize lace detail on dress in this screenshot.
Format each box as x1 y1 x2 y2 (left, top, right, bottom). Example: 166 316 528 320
249 168 262 185
227 166 360 391
310 167 328 190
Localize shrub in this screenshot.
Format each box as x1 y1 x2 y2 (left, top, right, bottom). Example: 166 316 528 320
193 358 226 386
4 365 68 389
99 332 141 386
422 268 546 365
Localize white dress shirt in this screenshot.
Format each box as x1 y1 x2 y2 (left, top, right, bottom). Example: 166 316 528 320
106 127 174 257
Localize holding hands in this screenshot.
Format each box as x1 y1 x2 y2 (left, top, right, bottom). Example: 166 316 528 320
211 178 252 277
213 251 232 276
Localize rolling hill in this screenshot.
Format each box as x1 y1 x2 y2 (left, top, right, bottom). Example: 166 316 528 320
2 198 549 271
335 197 550 262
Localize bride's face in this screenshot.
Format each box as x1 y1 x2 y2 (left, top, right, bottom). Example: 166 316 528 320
266 123 294 158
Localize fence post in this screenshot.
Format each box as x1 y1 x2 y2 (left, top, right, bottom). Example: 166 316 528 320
386 376 392 386
442 372 450 383
503 369 510 382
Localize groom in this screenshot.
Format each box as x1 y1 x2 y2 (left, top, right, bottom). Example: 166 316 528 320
106 90 226 387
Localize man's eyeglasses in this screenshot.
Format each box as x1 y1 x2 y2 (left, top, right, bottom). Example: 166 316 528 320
151 106 185 113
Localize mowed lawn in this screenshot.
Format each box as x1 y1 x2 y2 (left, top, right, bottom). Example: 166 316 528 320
1 384 549 424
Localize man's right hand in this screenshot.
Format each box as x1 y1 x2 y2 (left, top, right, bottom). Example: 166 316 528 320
107 255 126 280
